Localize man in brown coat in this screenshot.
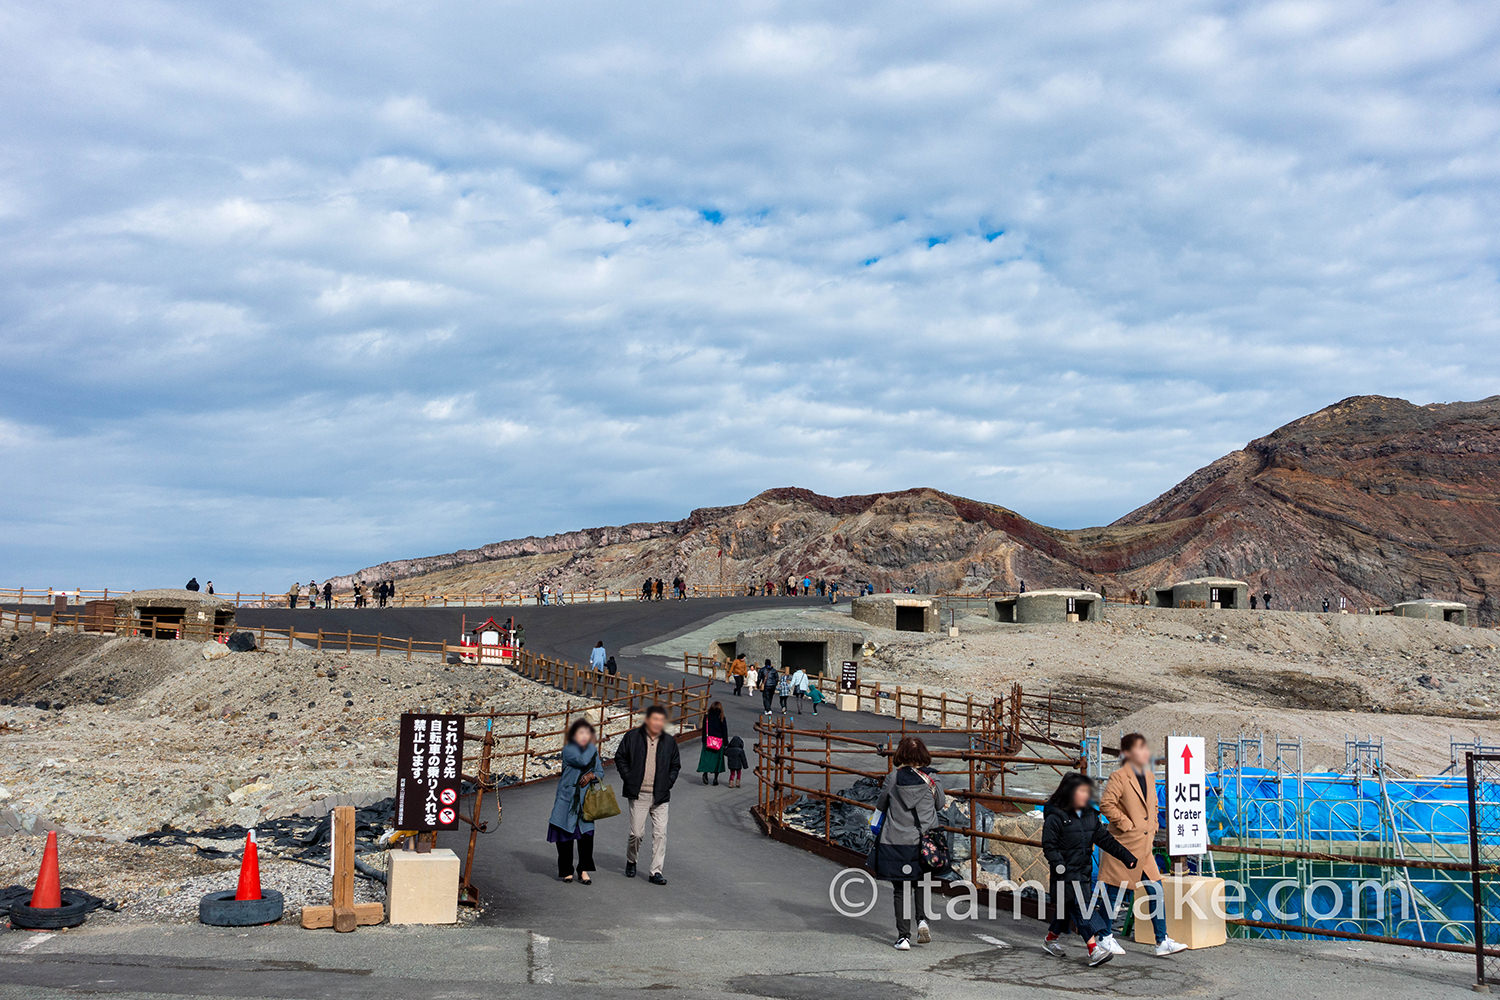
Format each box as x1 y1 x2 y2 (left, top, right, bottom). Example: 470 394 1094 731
1098 733 1187 957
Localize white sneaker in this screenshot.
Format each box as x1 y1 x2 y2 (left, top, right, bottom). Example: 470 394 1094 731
916 920 931 944
1087 943 1113 967
1155 937 1188 957
1102 934 1125 956
894 937 911 951
1041 936 1066 957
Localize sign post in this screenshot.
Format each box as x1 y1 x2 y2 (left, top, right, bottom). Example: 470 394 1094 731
837 660 860 712
1166 735 1207 861
395 713 465 834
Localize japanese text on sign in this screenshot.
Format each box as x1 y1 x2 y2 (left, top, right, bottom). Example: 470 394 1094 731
395 713 465 831
1166 735 1207 855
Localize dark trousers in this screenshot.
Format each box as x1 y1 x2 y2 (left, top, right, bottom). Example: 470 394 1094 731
556 833 595 877
761 688 775 712
892 880 927 939
733 676 745 696
1048 881 1110 941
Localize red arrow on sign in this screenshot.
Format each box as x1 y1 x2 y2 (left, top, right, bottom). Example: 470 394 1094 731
1181 744 1194 773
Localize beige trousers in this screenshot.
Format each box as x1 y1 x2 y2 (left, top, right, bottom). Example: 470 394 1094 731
626 797 669 875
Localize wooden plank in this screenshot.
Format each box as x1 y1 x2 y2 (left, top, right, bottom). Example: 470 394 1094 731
300 902 383 930
331 805 356 931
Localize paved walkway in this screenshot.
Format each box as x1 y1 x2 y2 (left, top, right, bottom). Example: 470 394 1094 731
1 600 1484 997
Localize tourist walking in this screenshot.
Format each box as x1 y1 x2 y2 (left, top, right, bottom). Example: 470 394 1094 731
725 735 748 787
287 582 299 609
590 641 607 672
1040 772 1137 966
605 654 618 677
789 666 810 714
730 654 749 696
614 705 680 885
1099 734 1186 957
323 581 333 609
698 702 728 785
775 667 793 715
870 736 945 950
757 659 778 715
548 718 605 884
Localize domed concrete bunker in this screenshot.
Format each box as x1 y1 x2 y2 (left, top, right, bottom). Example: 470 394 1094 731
849 594 942 633
1149 577 1249 610
991 589 1102 624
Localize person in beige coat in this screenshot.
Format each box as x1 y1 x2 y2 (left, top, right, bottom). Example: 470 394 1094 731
1098 733 1186 957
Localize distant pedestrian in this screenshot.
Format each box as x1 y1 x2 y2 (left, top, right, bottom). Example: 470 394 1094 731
776 668 793 715
1040 772 1137 967
590 641 607 672
1019 579 1027 594
654 578 664 601
673 576 685 600
287 583 299 609
725 735 748 788
615 705 680 885
205 581 214 595
1250 595 1258 610
641 579 652 602
307 580 317 608
323 581 333 609
1263 592 1273 610
1322 597 1330 613
808 681 823 716
871 736 945 951
729 654 748 696
786 574 797 596
548 718 605 884
757 659 777 716
699 702 728 786
790 666 810 715
605 655 618 677
185 577 200 592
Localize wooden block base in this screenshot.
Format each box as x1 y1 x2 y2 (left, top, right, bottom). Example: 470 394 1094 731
300 902 384 931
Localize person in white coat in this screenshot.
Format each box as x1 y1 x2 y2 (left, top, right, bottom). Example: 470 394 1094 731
789 667 810 714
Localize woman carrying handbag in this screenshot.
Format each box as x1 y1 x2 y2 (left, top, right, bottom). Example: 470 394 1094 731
547 718 607 884
869 736 946 950
698 701 728 785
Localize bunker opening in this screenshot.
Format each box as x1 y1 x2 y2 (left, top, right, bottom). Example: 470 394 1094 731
895 606 926 632
778 640 826 676
141 606 185 638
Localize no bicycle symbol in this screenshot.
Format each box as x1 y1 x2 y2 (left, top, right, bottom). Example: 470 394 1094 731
440 787 458 806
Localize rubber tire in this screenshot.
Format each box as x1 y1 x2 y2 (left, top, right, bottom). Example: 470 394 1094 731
197 889 284 927
9 889 92 930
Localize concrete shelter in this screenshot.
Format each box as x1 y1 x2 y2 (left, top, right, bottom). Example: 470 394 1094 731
991 588 1102 624
112 588 237 639
849 594 942 633
733 626 866 677
1150 577 1249 610
1380 599 1469 626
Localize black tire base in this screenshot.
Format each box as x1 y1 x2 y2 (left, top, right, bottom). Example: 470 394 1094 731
10 889 92 930
197 888 284 927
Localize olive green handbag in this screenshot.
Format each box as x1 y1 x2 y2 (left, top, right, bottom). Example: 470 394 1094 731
580 782 621 822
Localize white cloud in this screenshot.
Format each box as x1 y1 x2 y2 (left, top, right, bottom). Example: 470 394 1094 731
0 0 1498 587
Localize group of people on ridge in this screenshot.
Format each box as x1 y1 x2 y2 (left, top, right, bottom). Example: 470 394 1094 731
284 578 395 609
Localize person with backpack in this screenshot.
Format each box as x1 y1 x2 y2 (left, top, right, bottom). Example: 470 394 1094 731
724 735 749 788
757 659 778 716
698 702 728 786
870 736 945 950
548 718 606 884
1040 772 1138 967
789 666 810 715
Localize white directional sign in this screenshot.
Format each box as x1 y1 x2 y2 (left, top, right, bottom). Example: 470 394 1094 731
1166 735 1207 856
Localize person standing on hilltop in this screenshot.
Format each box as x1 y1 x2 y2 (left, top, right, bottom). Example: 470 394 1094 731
324 581 333 609
1263 591 1273 610
205 581 214 595
185 577 200 592
307 580 318 609
287 582 299 609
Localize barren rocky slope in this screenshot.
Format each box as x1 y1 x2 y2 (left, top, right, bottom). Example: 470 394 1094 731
340 395 1500 622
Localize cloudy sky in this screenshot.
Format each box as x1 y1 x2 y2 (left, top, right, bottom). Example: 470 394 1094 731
2 1 1498 590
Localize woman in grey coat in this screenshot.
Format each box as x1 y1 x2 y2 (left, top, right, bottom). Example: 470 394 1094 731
870 736 946 950
547 718 606 883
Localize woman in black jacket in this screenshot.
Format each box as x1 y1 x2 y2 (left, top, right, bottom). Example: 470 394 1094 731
1040 772 1137 967
698 702 728 785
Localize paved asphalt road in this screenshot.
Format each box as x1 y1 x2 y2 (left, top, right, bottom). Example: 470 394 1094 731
1 599 1484 998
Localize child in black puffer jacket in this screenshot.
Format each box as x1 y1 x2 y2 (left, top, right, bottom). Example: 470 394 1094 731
1040 772 1137 967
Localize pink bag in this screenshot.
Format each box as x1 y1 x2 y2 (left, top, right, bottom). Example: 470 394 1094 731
705 735 724 751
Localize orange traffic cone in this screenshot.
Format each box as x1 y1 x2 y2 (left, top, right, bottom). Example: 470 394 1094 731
234 829 262 902
29 831 62 909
